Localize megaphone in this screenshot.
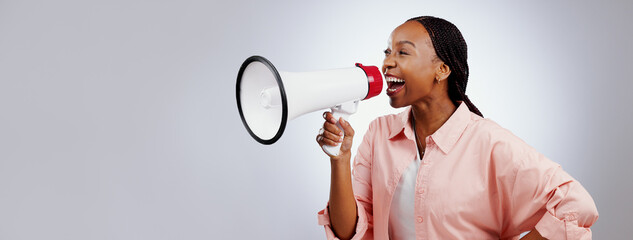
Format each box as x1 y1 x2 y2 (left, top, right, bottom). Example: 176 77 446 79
236 55 383 156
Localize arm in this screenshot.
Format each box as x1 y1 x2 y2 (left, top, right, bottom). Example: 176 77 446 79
329 152 358 240
318 113 358 239
493 134 599 239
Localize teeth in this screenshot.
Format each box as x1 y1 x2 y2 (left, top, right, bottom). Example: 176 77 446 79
386 77 405 83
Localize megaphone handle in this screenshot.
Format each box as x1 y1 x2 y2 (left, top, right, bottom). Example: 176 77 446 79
322 101 358 156
322 111 351 156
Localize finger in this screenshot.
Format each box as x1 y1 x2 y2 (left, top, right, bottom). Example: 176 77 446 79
323 129 343 143
323 112 337 124
316 134 323 144
321 136 340 147
339 118 355 137
323 121 343 136
338 118 355 153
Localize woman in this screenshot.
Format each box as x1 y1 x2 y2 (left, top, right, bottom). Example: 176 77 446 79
316 16 598 240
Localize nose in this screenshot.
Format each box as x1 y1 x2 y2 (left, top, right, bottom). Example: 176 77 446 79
382 54 395 73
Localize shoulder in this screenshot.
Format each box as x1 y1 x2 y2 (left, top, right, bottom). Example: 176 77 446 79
368 107 409 132
466 115 526 147
467 115 547 169
372 112 403 127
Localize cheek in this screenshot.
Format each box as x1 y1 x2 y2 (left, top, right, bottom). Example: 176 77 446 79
404 63 434 86
404 57 433 75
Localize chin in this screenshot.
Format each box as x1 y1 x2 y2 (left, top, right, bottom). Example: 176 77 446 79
389 99 407 109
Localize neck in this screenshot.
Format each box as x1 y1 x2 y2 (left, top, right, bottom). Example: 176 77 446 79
411 97 457 137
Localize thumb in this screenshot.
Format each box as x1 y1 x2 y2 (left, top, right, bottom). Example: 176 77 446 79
338 118 355 152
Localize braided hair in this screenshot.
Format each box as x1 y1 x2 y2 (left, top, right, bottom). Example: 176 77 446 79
407 16 483 117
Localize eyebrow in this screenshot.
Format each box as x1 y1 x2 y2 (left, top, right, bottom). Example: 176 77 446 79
396 40 416 47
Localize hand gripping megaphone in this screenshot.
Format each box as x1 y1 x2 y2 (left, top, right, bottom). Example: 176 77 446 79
236 55 383 156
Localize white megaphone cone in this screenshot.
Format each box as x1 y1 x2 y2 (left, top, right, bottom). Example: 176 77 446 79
236 55 383 156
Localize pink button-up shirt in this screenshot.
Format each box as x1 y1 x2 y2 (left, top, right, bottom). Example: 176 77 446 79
317 103 598 239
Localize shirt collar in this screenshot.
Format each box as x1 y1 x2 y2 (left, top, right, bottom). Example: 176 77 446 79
388 102 473 154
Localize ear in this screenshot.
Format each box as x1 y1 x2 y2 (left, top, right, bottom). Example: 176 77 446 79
436 63 451 81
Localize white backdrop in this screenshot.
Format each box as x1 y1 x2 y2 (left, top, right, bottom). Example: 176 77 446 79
1 0 631 239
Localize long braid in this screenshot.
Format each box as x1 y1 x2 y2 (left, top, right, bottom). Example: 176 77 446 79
407 16 483 117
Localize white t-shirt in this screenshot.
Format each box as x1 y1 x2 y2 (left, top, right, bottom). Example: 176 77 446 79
388 147 422 240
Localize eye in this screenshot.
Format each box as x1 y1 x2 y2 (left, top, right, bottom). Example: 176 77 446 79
383 49 391 56
399 50 409 55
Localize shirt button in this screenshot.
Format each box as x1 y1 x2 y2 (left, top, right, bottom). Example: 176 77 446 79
417 216 423 223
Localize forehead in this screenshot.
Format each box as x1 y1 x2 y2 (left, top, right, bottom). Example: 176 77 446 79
388 21 431 47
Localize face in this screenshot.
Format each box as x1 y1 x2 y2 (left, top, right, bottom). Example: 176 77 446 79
382 21 449 108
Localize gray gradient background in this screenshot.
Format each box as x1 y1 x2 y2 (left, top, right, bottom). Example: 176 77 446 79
1 0 631 239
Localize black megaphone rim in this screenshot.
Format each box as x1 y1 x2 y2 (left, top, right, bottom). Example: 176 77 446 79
236 55 288 145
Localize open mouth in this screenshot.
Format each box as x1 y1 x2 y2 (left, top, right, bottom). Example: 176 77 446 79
386 76 405 96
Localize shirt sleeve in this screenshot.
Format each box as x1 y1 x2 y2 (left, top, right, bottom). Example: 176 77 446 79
317 120 376 240
493 133 599 239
